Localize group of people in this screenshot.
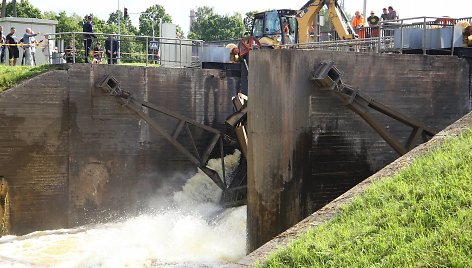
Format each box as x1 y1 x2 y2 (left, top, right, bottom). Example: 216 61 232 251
0 25 41 66
81 15 119 64
352 6 398 38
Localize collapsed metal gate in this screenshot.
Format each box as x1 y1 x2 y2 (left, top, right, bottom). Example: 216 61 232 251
97 75 247 207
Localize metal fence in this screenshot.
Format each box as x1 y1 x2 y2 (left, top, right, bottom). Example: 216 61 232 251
44 32 204 67
3 16 470 68
297 16 472 55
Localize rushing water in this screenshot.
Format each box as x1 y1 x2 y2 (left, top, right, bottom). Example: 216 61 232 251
0 151 246 267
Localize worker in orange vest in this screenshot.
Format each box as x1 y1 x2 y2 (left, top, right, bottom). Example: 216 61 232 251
352 11 365 39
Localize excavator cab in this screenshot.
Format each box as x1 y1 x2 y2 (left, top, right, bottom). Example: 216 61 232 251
252 10 299 46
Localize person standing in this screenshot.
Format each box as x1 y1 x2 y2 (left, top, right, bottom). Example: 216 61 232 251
29 31 41 66
105 34 119 64
22 28 39 66
352 11 365 39
380 8 389 21
5 27 19 66
367 11 380 37
387 6 398 20
83 15 96 63
0 26 5 64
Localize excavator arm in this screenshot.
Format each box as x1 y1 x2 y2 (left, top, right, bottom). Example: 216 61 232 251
298 0 356 43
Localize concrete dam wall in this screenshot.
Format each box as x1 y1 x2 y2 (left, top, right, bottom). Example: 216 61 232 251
1 51 470 253
247 50 470 251
0 64 240 235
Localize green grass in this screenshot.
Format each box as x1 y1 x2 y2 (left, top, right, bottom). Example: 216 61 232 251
259 128 472 268
0 65 60 93
120 62 161 67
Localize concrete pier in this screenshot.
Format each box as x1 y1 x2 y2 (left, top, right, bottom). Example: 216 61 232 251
0 64 239 234
247 50 470 251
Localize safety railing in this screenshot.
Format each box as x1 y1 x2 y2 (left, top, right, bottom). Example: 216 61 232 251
42 32 204 67
303 16 472 55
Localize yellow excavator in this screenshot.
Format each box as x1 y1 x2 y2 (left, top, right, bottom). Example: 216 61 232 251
246 0 356 48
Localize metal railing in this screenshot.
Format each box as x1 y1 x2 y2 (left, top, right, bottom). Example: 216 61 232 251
43 32 204 67
4 16 469 68
298 16 472 55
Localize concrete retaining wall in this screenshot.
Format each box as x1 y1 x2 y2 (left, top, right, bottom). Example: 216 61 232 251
247 50 470 251
0 64 239 234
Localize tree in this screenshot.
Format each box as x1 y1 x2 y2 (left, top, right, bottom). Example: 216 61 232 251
107 10 138 35
138 4 172 37
176 25 184 39
243 11 257 34
1 0 6 18
53 11 82 33
188 6 245 41
4 0 41 18
319 7 353 32
106 10 143 63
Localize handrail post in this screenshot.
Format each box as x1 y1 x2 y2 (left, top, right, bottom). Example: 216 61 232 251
422 17 427 55
47 35 51 64
400 20 404 54
377 25 381 53
72 32 76 63
145 36 149 67
179 38 182 68
451 19 455 55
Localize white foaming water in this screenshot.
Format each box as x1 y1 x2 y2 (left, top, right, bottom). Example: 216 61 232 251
0 151 246 267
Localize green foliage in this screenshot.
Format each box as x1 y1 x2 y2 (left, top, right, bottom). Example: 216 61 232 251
244 11 257 34
259 128 472 267
176 25 184 39
188 6 245 41
319 8 332 32
3 0 42 18
2 1 183 63
105 10 143 63
107 10 138 35
53 11 82 33
138 5 172 37
0 65 59 93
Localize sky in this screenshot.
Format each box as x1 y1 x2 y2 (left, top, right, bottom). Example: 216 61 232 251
29 0 471 35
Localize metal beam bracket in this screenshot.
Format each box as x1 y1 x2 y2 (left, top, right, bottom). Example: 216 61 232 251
310 61 437 156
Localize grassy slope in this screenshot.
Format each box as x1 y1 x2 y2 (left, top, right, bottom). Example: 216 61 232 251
0 65 55 93
260 128 472 267
0 64 161 94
